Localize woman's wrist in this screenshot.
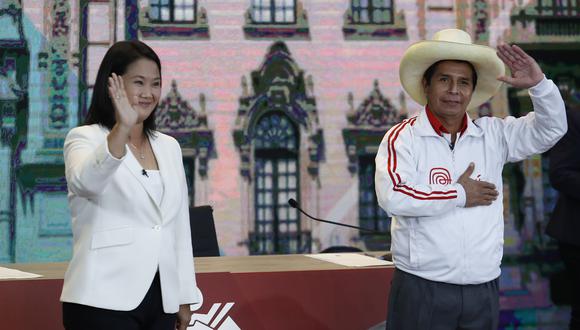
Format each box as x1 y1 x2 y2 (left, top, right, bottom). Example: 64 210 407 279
112 122 132 138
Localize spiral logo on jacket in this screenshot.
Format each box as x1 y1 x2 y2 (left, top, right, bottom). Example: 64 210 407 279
429 168 452 185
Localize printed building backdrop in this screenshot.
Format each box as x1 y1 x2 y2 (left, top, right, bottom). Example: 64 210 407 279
0 0 579 328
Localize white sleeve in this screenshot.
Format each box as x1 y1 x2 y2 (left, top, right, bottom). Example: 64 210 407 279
64 126 126 198
375 119 465 218
502 76 567 163
173 140 201 305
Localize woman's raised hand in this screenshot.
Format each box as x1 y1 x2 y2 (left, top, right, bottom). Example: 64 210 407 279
108 73 138 130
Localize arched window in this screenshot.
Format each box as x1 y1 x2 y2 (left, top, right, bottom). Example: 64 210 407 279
358 155 390 249
343 82 405 250
252 113 301 254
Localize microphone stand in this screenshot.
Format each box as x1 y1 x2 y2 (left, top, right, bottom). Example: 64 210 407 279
288 198 392 261
288 198 385 235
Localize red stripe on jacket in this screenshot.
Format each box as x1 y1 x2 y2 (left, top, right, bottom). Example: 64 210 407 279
386 116 457 200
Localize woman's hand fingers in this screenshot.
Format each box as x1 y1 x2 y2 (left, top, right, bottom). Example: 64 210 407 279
108 73 138 129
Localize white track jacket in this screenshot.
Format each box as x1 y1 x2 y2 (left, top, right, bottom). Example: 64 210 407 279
375 77 567 284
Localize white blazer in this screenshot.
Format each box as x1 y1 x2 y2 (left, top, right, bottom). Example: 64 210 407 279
60 124 201 313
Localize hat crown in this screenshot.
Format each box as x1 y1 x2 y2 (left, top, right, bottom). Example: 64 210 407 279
400 28 504 109
432 28 472 45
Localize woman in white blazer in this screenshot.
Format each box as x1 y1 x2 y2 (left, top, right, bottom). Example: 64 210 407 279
60 40 200 330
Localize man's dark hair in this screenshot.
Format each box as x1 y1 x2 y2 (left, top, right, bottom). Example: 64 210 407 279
423 60 478 90
84 40 161 137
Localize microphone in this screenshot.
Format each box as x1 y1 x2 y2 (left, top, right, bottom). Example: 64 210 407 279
142 169 149 177
288 198 385 235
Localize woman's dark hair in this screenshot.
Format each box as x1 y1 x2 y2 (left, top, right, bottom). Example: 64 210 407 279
84 40 161 137
423 60 478 90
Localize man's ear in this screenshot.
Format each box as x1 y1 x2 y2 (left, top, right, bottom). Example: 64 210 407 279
422 77 429 95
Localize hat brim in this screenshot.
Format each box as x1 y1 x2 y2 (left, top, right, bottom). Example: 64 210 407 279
399 40 505 109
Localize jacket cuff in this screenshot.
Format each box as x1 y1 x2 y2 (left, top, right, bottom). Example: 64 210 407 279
454 183 466 207
181 286 203 306
528 75 551 98
99 139 127 163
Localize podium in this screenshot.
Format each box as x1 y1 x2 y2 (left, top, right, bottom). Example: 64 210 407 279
0 254 394 330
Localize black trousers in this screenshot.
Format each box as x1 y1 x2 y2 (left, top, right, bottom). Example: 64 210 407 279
560 242 580 330
386 268 499 330
62 272 177 330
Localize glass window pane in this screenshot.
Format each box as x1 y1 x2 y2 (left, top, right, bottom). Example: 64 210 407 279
255 115 297 150
185 8 195 21
257 175 264 188
288 175 296 189
383 10 391 23
150 6 159 20
253 9 262 22
175 8 184 21
275 8 284 22
278 176 287 188
288 161 296 172
278 208 287 220
285 0 295 6
262 10 271 22
185 0 194 5
279 160 288 172
161 8 170 21
373 9 382 23
288 176 296 189
361 9 369 23
285 9 294 22
361 0 369 8
279 191 288 203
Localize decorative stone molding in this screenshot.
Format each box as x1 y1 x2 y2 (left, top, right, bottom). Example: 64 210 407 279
342 80 406 174
156 80 214 178
233 41 323 179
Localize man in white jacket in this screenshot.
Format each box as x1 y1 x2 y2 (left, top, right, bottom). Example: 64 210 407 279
375 28 567 329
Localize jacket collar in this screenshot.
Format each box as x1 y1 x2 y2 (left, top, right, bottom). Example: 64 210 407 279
426 106 468 136
415 106 483 138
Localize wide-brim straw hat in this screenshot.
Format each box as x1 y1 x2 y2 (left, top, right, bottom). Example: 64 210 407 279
399 28 505 109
